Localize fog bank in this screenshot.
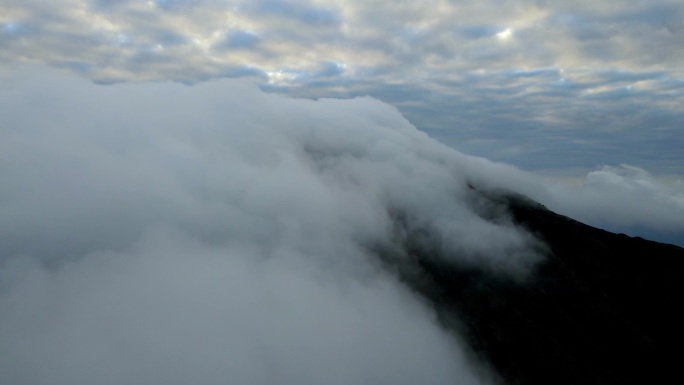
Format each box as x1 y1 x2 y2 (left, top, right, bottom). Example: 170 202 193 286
1 66 544 385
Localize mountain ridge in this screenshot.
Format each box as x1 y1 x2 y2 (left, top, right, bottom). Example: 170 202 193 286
387 188 684 385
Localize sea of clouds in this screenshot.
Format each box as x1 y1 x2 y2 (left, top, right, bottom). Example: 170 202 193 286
0 66 542 385
0 66 682 384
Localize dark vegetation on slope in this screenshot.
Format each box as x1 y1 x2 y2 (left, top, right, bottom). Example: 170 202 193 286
391 189 684 385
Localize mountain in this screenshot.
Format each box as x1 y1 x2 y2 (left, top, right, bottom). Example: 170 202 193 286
388 188 684 385
3 70 683 385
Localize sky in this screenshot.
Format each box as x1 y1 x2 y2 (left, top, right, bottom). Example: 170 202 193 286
1 0 683 176
1 2 684 383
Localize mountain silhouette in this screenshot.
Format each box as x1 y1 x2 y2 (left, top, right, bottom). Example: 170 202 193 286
386 187 684 385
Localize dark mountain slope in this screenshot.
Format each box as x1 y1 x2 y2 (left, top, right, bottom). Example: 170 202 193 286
393 191 684 385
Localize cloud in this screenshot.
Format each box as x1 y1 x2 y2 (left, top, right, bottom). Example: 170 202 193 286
3 1 682 79
220 29 261 49
1 0 682 180
1 64 682 385
1 65 559 384
540 164 684 246
243 0 341 26
1 228 481 385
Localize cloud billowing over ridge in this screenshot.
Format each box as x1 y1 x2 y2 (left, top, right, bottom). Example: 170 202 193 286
1 66 557 385
2 66 684 385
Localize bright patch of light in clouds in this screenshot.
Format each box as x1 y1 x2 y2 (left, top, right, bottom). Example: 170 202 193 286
496 28 513 41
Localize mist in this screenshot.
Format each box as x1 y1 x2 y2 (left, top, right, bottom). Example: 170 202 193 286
0 66 552 385
541 165 684 246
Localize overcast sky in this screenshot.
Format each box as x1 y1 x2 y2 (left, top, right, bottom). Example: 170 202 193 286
2 0 683 176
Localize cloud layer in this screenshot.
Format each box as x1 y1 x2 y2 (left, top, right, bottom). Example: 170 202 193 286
541 164 684 246
3 1 682 80
1 66 554 385
2 0 683 176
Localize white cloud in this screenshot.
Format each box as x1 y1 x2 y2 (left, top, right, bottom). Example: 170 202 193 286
539 164 684 243
1 65 553 385
0 228 478 385
3 0 683 81
1 0 683 181
1 64 682 385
